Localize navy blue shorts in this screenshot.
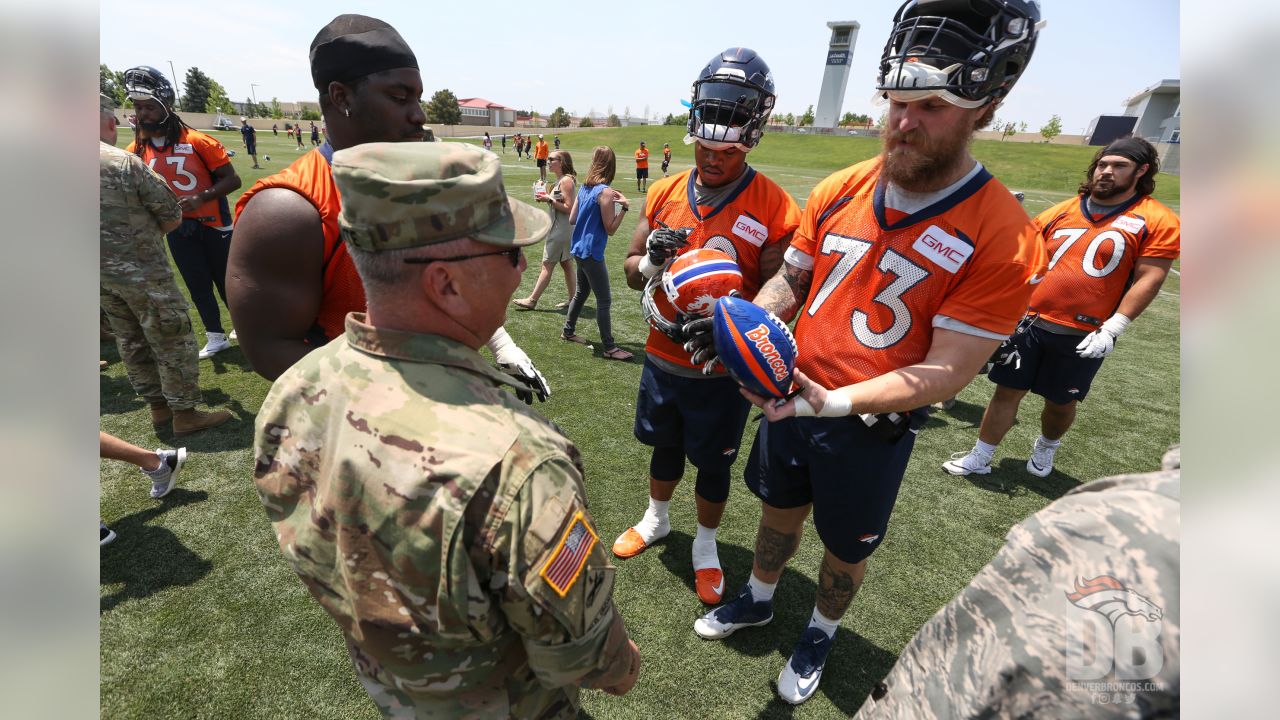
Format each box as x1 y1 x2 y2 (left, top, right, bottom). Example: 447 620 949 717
988 324 1105 405
745 416 916 564
245 140 256 155
637 168 649 179
634 359 751 475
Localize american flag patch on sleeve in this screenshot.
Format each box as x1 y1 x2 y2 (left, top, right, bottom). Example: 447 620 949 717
539 511 599 597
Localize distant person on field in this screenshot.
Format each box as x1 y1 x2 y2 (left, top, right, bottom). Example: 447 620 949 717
123 65 242 360
99 430 188 545
534 133 550 182
253 140 641 716
272 122 278 136
229 13 550 405
502 133 507 153
310 120 320 146
554 133 561 150
943 136 1181 479
515 149 578 311
563 146 632 361
296 122 306 149
661 142 671 177
240 117 261 169
99 92 232 439
634 140 649 192
858 447 1180 718
483 130 492 151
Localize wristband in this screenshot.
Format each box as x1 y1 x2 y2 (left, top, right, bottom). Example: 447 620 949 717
1100 313 1131 337
638 254 661 279
793 392 852 418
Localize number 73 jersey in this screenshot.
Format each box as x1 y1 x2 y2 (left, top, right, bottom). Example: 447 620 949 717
789 158 1046 390
1030 195 1180 332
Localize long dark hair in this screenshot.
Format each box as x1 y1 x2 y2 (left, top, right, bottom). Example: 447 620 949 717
1078 137 1159 198
132 109 193 157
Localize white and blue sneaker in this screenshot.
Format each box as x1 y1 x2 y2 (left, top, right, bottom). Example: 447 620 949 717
776 627 834 704
144 447 186 499
1026 437 1059 477
693 584 773 639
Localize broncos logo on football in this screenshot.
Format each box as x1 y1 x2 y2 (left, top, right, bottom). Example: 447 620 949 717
1065 575 1163 625
745 324 789 382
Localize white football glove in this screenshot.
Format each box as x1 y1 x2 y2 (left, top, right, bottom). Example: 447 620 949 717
1075 314 1131 359
487 327 551 403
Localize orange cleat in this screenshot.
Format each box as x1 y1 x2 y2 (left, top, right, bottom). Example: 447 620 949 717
696 567 726 604
612 528 652 559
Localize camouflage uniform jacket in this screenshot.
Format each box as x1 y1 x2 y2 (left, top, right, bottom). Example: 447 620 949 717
254 313 630 719
99 141 182 288
855 448 1180 719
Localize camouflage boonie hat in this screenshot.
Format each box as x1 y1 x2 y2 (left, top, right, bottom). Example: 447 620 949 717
100 93 118 113
332 142 550 252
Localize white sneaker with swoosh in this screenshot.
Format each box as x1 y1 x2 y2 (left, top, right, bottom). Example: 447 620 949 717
777 627 834 705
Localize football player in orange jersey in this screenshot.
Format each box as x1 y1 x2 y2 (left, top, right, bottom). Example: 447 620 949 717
689 0 1047 705
124 66 243 360
230 15 549 402
944 137 1179 478
614 48 800 607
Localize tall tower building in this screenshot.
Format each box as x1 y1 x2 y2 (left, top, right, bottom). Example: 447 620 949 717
815 21 860 129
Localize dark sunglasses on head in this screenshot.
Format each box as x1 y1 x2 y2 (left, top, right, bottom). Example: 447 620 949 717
403 246 523 268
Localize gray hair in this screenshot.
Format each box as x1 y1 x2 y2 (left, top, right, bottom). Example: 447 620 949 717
346 237 472 305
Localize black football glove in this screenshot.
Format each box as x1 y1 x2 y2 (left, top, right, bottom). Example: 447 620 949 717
646 222 691 266
681 290 740 375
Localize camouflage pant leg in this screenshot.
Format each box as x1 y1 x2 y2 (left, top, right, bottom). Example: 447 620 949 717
101 283 201 410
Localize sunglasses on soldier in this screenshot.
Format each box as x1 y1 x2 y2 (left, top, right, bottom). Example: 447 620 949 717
403 247 523 268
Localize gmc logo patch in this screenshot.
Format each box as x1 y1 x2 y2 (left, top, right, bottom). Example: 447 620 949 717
912 225 973 273
732 215 768 247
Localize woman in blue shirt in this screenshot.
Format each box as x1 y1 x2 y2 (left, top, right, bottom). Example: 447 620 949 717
563 146 632 360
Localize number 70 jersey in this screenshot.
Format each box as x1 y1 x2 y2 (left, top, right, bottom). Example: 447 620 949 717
1030 194 1180 331
789 158 1046 390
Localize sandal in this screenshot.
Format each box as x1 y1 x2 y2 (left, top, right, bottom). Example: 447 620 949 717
561 332 589 345
602 347 634 361
554 301 570 310
513 298 537 310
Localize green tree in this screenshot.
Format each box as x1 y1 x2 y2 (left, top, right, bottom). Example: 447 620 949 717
204 79 235 115
243 97 257 118
664 112 688 126
270 97 284 120
180 67 213 114
841 111 855 126
100 64 128 108
799 104 815 126
606 114 621 127
424 89 461 125
876 111 887 129
781 112 794 127
1040 114 1063 142
1000 121 1018 141
300 107 322 121
547 106 571 128
579 116 594 128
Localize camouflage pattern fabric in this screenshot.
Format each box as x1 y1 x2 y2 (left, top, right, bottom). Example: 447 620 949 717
331 142 549 252
100 140 200 409
254 313 631 719
855 447 1180 719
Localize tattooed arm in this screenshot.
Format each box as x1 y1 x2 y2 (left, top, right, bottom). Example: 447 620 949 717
753 258 812 324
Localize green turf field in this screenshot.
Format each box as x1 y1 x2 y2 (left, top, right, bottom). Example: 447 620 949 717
100 126 1180 718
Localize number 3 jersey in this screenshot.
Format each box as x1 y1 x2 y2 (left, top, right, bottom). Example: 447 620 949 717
1030 194 1180 332
789 158 1046 390
126 128 233 230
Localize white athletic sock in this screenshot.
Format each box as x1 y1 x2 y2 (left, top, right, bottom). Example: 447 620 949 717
808 608 840 639
1037 435 1062 447
631 498 670 544
974 440 998 457
691 524 720 571
747 573 776 603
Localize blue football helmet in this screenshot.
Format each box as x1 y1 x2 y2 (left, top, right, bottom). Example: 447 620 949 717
688 48 776 149
123 66 176 109
877 0 1042 107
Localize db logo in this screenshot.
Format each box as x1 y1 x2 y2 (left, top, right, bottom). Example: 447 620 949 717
1064 575 1165 681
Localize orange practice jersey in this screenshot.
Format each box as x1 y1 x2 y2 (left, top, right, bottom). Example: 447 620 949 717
1030 194 1180 331
534 141 549 160
127 128 232 229
644 167 801 369
791 158 1046 390
234 144 365 343
635 148 649 169
663 148 672 162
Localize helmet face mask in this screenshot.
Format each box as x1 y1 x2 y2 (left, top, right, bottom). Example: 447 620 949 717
876 0 1041 107
123 66 176 112
688 48 776 150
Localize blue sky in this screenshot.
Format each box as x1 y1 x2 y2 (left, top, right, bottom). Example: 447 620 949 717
100 0 1178 134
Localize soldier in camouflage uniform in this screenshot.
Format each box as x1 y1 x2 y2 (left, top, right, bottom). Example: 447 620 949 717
854 446 1180 719
99 94 231 437
253 142 641 718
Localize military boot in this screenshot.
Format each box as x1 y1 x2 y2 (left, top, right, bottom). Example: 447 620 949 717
150 402 174 432
172 408 232 437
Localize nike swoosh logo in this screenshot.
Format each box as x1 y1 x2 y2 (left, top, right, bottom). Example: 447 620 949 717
795 670 820 696
712 577 725 597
